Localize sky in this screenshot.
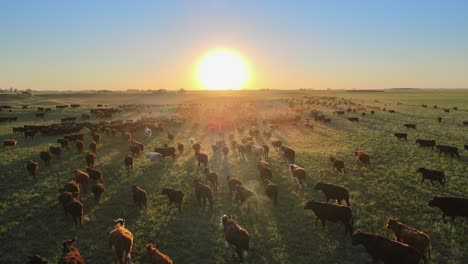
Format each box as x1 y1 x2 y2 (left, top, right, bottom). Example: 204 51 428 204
1 0 468 90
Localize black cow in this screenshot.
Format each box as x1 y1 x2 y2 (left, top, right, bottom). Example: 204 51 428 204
393 133 407 141
304 200 353 234
154 147 176 159
404 123 416 129
347 117 359 122
416 167 445 186
415 139 436 149
314 182 350 206
435 145 460 159
428 196 468 224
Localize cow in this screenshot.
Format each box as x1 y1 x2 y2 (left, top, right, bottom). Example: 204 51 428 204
219 214 250 264
257 160 272 181
252 145 265 160
154 147 176 159
204 168 219 191
282 146 295 164
264 179 278 206
132 185 148 210
49 146 61 159
76 140 84 153
59 193 83 226
59 239 84 264
129 145 141 157
314 181 350 206
196 152 208 168
394 133 408 141
437 117 442 123
177 143 184 154
428 196 468 224
329 157 345 174
73 169 90 192
3 139 16 149
57 138 69 150
352 230 426 264
386 218 432 259
108 218 134 264
347 117 359 122
27 255 48 264
415 139 436 149
416 168 445 187
222 145 229 158
262 144 269 158
124 155 133 171
25 130 38 140
25 160 39 177
146 152 162 163
354 151 370 167
194 178 213 209
167 132 174 142
89 141 97 153
92 179 105 205
271 140 282 150
404 123 417 129
40 151 51 167
236 185 258 213
62 179 80 195
146 244 173 264
145 127 152 137
85 152 96 167
289 164 306 186
226 175 242 200
161 188 185 212
304 200 353 234
192 142 201 155
435 145 460 159
92 133 100 145
86 167 103 182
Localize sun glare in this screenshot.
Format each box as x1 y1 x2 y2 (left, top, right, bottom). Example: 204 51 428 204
197 49 249 90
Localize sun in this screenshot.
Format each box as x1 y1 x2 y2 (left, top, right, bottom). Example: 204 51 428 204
197 49 249 90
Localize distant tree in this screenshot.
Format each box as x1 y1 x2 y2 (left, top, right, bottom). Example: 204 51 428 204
178 88 186 94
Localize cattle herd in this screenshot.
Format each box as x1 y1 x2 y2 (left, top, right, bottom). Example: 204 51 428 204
0 95 467 264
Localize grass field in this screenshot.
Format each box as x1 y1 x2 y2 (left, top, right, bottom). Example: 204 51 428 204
0 90 467 263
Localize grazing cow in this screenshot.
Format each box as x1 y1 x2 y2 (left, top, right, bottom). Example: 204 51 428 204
386 218 431 259
257 160 272 181
129 145 141 157
347 117 359 122
352 230 425 264
86 167 103 182
89 141 97 153
132 185 148 210
264 179 278 206
219 214 250 264
76 140 84 153
282 146 295 164
354 151 370 167
204 168 219 191
415 139 436 149
226 175 242 200
146 244 173 264
194 178 213 209
73 169 90 191
435 145 460 159
161 188 185 212
177 143 184 154
49 146 61 159
304 200 353 234
57 138 69 149
124 155 133 171
394 133 408 141
262 144 269 158
154 147 176 159
85 152 96 167
428 196 468 224
108 218 134 264
146 152 162 163
236 185 258 213
25 160 39 177
59 239 84 264
40 151 51 167
329 157 345 174
404 123 417 129
289 164 306 186
27 255 48 264
3 139 16 149
92 179 105 205
314 181 350 206
196 152 208 168
416 167 445 187
25 130 38 140
271 140 282 150
167 132 174 142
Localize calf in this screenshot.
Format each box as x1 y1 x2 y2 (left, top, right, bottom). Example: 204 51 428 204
132 185 148 210
3 139 16 149
394 133 408 141
282 146 296 164
329 157 345 174
314 182 350 206
352 230 425 264
416 167 445 187
404 123 417 129
386 218 431 259
59 239 84 264
194 178 213 209
264 179 278 206
435 144 460 159
25 160 39 177
124 155 133 171
40 151 51 167
108 218 134 264
226 175 242 200
49 146 61 159
86 152 96 167
354 151 370 167
196 152 208 168
146 244 173 264
219 214 250 264
73 169 90 191
86 167 103 182
289 164 306 186
304 200 353 234
92 179 105 205
428 196 468 224
204 168 219 191
161 188 185 212
415 139 436 149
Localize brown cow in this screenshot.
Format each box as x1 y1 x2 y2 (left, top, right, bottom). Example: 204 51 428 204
25 160 39 177
59 239 84 264
354 151 370 167
132 185 148 210
146 243 173 264
386 218 431 259
108 218 134 264
124 155 133 171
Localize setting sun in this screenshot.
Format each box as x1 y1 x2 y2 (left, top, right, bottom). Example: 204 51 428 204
197 49 249 90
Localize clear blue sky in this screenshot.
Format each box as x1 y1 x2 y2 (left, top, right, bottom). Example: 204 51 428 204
1 0 468 90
